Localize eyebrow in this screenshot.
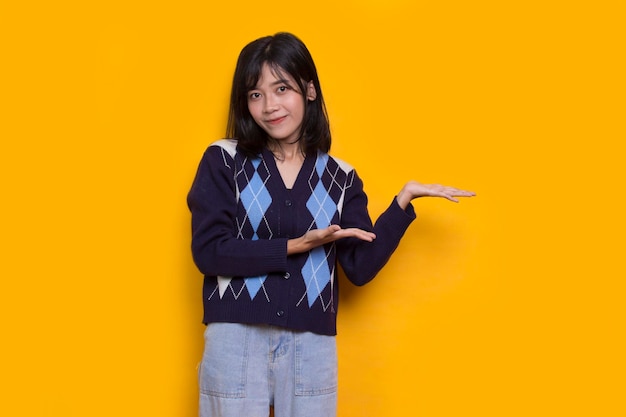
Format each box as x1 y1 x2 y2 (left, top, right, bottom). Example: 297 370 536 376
251 79 293 90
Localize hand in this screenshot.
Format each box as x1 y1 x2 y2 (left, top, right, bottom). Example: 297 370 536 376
397 181 476 209
287 225 376 255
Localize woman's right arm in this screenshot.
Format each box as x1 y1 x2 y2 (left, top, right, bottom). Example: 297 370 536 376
187 146 288 277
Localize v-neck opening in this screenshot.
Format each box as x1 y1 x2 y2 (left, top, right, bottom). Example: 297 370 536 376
263 148 314 193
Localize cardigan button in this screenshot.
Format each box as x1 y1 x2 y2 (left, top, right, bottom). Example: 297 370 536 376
277 310 285 317
283 272 290 279
285 200 292 206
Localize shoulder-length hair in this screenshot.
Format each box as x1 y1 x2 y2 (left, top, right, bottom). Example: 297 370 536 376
226 32 331 157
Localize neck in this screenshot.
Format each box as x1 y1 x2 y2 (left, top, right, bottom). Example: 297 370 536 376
268 139 304 162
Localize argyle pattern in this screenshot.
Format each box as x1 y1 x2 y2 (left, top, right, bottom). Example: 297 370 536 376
299 153 349 310
210 149 352 310
191 140 417 335
215 156 273 302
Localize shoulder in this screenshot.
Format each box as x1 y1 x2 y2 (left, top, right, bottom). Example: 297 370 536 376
209 139 239 159
323 153 355 174
194 139 241 174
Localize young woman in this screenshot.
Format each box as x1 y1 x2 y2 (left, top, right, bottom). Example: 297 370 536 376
188 32 475 417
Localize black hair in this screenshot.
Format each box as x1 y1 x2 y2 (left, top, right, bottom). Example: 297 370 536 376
226 32 331 157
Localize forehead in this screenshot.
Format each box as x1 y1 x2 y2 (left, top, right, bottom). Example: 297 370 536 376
252 63 297 88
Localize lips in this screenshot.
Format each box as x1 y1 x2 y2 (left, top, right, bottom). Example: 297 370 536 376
266 116 287 125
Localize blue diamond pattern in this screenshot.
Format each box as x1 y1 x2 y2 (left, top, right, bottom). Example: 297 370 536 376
239 159 272 240
306 182 337 228
306 154 338 228
301 246 331 307
315 153 328 177
237 158 271 300
244 276 265 300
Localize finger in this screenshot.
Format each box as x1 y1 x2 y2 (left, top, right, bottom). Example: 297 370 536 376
325 225 341 235
357 230 376 240
337 228 376 241
451 190 476 197
442 190 475 202
441 187 476 197
444 195 459 203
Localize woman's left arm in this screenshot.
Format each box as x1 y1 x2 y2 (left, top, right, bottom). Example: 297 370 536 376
337 176 475 286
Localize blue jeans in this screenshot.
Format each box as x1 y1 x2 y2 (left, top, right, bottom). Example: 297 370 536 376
199 323 338 417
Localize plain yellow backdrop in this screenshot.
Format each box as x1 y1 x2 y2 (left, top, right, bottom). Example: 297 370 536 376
1 0 624 416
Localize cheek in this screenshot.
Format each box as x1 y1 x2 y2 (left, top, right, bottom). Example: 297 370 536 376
287 96 306 115
247 102 261 121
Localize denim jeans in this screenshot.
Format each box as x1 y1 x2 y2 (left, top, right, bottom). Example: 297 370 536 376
199 322 338 417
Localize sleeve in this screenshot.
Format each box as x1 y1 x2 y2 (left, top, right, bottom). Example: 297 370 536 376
187 145 288 277
335 170 416 286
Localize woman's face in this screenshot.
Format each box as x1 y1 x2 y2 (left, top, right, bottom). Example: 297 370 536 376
247 63 315 144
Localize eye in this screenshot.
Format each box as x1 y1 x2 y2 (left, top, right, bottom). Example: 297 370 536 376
277 86 288 93
249 92 261 100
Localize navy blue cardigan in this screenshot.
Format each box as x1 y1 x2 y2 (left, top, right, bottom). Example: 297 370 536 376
188 139 416 335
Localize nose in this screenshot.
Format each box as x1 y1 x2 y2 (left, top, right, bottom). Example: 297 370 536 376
263 95 279 113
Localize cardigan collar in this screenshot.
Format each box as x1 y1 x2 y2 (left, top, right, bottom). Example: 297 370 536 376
260 147 318 193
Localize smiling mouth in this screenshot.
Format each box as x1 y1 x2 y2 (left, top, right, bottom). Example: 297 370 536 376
267 116 286 125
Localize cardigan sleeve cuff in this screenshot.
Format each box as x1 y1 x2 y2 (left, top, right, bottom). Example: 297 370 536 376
391 195 417 222
373 196 417 236
261 238 289 272
396 196 416 219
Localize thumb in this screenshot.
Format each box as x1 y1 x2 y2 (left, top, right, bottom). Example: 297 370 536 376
328 224 341 233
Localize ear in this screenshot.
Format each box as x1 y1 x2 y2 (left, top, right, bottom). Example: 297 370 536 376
306 81 317 101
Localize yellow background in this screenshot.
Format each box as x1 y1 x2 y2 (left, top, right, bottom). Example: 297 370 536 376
1 0 624 416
